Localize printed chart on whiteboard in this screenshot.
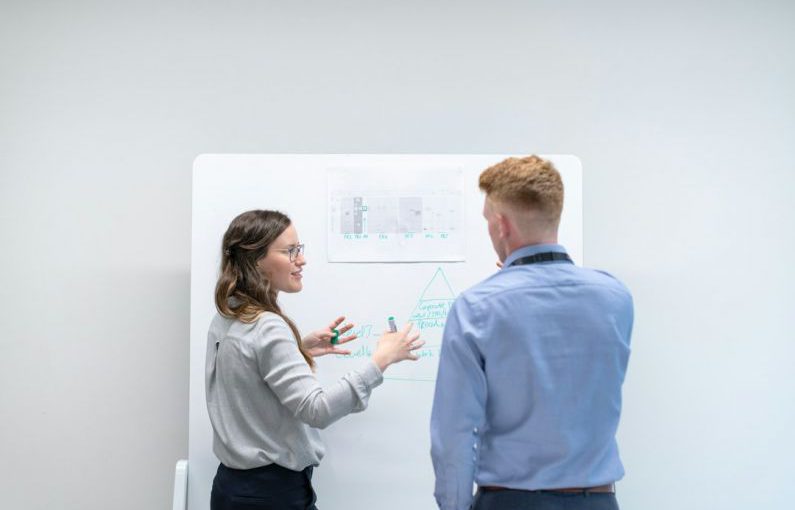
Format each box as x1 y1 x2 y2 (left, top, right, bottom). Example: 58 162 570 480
327 168 465 262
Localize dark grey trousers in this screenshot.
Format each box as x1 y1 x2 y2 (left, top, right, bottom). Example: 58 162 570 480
211 463 317 510
473 489 619 510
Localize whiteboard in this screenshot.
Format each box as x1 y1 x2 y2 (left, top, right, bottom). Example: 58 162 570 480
189 154 583 510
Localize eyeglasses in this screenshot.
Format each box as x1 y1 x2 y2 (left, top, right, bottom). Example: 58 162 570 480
273 244 305 262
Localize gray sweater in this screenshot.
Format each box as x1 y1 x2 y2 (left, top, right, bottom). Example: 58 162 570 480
205 311 383 470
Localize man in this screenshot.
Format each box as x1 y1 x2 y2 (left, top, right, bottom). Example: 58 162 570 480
430 155 633 510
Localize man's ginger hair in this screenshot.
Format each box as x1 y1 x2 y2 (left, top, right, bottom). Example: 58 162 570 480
479 155 564 226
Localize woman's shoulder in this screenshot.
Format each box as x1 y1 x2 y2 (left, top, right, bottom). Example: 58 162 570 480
254 311 289 325
247 313 298 359
251 312 293 338
212 311 288 337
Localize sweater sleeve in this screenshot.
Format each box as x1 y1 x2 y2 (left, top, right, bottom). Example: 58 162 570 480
254 313 383 429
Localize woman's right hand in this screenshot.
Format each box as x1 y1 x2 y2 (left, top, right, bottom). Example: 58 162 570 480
371 323 423 373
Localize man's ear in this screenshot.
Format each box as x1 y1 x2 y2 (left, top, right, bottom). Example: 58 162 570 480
496 211 511 240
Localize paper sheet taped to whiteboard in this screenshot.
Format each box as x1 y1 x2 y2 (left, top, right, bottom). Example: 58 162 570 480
327 168 465 262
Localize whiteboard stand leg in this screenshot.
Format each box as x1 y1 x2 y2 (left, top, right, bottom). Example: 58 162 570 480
172 459 188 510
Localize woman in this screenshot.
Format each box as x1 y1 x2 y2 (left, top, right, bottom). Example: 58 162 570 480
206 209 422 510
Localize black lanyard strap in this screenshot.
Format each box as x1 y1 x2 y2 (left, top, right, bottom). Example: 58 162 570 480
509 252 573 267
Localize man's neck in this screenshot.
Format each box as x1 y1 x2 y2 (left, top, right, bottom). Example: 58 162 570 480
506 235 558 254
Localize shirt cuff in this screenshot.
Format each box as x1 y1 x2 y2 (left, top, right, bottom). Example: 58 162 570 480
359 359 384 390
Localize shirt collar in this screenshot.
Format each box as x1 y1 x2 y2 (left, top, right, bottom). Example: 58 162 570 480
502 243 568 269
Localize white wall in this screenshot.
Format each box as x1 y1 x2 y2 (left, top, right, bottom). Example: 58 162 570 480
1 1 792 509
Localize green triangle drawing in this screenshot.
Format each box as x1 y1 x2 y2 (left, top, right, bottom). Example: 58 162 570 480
408 268 457 330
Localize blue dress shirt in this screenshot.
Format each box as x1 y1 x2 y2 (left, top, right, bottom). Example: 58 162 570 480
430 244 633 510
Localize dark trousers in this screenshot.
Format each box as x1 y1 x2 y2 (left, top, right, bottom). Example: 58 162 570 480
211 463 318 510
473 489 619 510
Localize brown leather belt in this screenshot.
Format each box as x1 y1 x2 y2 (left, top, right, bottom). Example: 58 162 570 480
479 483 615 494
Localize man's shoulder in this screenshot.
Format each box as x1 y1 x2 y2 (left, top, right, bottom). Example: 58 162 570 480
460 270 503 296
453 270 517 310
456 265 631 303
582 267 633 297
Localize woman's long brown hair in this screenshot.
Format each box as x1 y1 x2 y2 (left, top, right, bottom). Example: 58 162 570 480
214 210 314 368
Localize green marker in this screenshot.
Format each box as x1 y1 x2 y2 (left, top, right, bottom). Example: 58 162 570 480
331 328 340 345
388 316 397 333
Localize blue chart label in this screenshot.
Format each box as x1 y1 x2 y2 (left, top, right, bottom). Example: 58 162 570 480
407 268 456 331
391 267 457 382
332 267 457 383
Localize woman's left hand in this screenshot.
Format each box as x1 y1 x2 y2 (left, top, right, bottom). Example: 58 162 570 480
302 316 358 357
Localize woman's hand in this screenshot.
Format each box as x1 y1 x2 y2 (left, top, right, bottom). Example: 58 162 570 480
371 323 424 372
302 316 358 357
